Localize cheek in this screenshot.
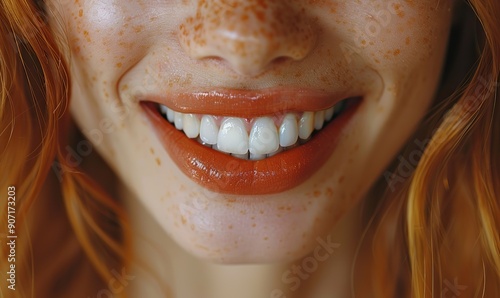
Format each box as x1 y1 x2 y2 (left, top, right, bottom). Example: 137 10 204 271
316 1 452 69
49 0 151 79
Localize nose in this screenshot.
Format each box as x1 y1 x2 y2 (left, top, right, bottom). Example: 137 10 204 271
178 0 318 76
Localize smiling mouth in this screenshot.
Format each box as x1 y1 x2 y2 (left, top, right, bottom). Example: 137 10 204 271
141 89 361 195
156 98 351 160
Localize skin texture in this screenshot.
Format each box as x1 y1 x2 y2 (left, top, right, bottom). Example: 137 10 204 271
48 0 453 270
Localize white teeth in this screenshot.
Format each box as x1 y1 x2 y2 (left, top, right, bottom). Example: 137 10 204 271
250 152 266 160
174 112 183 130
160 104 168 116
325 107 334 122
200 115 219 145
217 117 249 155
249 117 279 155
158 99 349 159
167 108 175 123
183 114 200 138
279 114 298 147
314 110 325 130
213 142 224 152
267 146 283 157
298 112 314 140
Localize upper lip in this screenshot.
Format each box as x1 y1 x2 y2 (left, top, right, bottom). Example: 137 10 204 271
141 87 354 117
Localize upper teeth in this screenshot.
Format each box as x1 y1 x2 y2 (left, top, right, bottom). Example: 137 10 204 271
159 102 346 160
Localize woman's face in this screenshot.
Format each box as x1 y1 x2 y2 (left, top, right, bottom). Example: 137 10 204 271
48 0 452 262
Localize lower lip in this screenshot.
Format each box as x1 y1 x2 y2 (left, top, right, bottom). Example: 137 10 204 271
142 99 360 195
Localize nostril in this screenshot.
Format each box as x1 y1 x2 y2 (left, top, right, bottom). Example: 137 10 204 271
271 57 290 65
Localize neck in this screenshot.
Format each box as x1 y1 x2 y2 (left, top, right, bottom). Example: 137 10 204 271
122 184 364 298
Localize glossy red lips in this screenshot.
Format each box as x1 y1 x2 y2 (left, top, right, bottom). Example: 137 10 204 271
142 90 360 195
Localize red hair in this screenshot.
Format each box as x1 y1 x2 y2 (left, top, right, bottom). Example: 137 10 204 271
1 0 498 297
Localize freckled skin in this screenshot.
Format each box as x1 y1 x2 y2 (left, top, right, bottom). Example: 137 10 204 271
47 0 453 263
178 0 318 76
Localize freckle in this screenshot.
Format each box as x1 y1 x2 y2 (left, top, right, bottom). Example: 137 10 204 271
263 237 268 241
228 225 233 229
133 25 144 33
116 62 123 68
83 30 91 42
155 158 161 166
78 9 83 17
251 216 255 220
393 49 401 56
374 59 380 64
121 84 128 91
313 190 321 198
326 188 333 197
251 223 256 228
181 216 187 224
338 176 345 184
